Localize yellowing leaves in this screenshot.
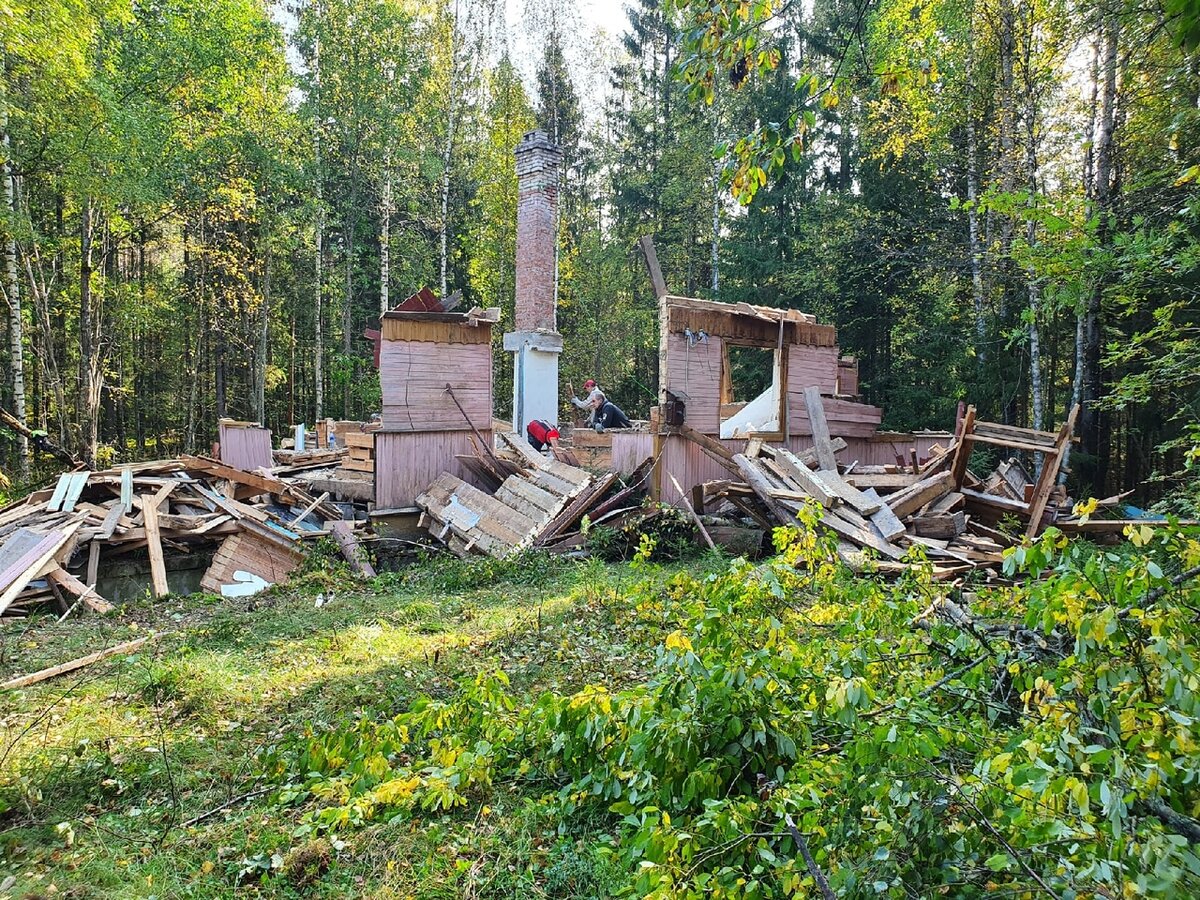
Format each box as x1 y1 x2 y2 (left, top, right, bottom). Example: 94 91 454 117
664 630 694 653
371 775 421 806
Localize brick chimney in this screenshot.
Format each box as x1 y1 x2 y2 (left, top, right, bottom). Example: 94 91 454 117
514 130 562 332
504 129 564 436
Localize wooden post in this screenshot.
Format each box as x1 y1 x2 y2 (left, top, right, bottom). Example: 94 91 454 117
950 404 977 489
1025 403 1080 538
802 387 838 471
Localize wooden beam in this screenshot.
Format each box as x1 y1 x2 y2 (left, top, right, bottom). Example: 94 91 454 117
639 234 668 299
1024 403 1080 539
2 636 153 690
950 405 976 489
143 486 172 598
802 387 838 470
675 425 740 474
887 471 954 519
767 448 836 507
733 454 794 526
45 565 113 613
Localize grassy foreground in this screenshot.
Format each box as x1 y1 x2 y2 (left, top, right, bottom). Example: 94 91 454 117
0 548 693 898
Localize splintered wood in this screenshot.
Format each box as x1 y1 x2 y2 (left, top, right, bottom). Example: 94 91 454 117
692 402 1093 579
416 433 652 558
0 454 368 618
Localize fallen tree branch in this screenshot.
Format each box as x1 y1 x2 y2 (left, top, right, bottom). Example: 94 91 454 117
0 406 82 469
1135 796 1200 846
176 786 272 830
783 813 836 900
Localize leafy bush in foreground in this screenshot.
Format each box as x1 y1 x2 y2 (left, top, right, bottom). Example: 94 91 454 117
262 506 1200 898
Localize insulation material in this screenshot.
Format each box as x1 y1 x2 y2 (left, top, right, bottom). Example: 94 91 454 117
720 383 781 439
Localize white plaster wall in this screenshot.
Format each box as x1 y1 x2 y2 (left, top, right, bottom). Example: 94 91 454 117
511 346 560 433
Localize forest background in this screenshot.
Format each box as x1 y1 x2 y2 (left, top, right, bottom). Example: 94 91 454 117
1 0 1198 506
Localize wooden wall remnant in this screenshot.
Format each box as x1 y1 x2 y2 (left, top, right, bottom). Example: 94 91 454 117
664 333 723 434
218 422 273 472
610 432 654 475
200 530 303 595
374 430 493 509
379 341 493 432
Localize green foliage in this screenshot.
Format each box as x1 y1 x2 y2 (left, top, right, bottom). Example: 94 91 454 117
261 518 1200 896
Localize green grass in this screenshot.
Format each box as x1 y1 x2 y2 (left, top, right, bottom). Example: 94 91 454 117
0 551 708 898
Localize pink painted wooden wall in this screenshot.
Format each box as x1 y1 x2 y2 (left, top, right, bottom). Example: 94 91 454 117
611 432 654 475
375 430 493 509
218 424 273 471
379 340 492 432
655 432 954 505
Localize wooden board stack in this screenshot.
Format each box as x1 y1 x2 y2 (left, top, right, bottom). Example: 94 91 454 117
416 433 653 558
0 456 370 619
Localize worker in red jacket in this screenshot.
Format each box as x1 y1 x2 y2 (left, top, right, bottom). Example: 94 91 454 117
526 419 560 452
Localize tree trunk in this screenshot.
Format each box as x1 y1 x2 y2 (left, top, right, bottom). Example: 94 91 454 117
1080 11 1120 496
255 242 269 423
1 74 27 479
965 29 986 364
1021 8 1043 435
343 212 353 416
313 32 324 424
380 171 391 316
79 197 98 466
710 86 720 293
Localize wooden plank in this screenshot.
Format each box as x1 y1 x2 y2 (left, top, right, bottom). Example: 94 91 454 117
770 447 836 507
180 455 296 500
143 489 170 598
812 468 881 515
669 474 715 550
950 405 976 489
791 437 848 468
845 472 918 490
863 488 907 541
887 471 954 519
819 510 906 560
733 454 794 526
96 502 126 540
120 466 133 511
60 472 90 513
802 386 837 470
46 474 73 512
0 523 81 615
2 636 153 690
537 472 619 543
86 540 101 587
45 565 113 613
639 234 668 299
1024 404 1080 539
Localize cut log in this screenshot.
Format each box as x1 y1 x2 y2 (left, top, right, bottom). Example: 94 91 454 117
330 520 377 577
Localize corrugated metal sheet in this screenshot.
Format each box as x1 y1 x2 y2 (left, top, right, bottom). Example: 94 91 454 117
375 430 493 509
218 424 273 471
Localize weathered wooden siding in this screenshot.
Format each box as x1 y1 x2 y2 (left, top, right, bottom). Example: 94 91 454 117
611 432 654 474
379 340 493 432
787 345 839 397
664 333 723 434
375 430 492 509
218 424 273 471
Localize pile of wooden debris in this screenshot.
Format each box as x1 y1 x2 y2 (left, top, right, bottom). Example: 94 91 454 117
416 433 652 557
682 403 1084 579
0 455 371 619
